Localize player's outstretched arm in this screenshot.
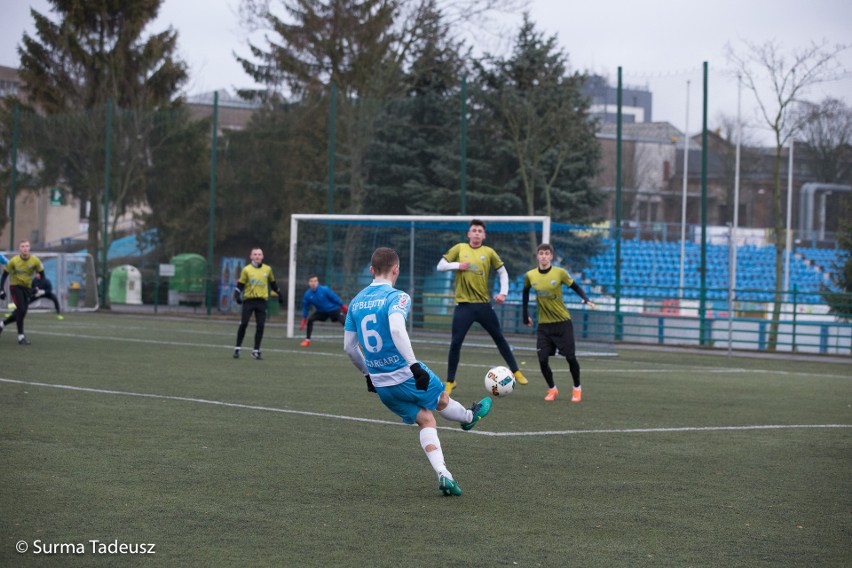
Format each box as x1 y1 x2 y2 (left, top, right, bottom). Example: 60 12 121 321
437 258 470 272
570 282 596 309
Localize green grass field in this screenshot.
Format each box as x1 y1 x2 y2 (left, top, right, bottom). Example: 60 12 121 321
1 312 850 567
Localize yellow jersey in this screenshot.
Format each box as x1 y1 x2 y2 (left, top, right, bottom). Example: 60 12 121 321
523 266 574 323
443 243 504 304
5 254 44 288
238 263 276 300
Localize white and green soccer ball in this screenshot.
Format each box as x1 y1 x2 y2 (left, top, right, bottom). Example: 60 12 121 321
484 366 516 397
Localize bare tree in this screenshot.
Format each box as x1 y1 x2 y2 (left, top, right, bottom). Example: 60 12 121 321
725 38 850 350
714 111 764 223
795 97 852 184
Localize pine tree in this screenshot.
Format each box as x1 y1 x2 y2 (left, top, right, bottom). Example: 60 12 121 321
13 0 188 265
472 14 602 251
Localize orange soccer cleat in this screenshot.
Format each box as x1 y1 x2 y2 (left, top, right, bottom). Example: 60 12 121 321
571 388 582 402
544 388 558 401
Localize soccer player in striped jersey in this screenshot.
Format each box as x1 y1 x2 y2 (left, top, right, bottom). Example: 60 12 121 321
437 219 528 395
344 247 491 496
522 243 596 402
0 240 44 345
232 247 283 360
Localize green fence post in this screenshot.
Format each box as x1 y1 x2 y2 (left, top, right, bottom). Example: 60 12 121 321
614 66 623 341
460 75 468 216
101 98 113 307
206 91 219 316
8 102 19 249
325 84 337 280
791 284 798 352
699 61 709 345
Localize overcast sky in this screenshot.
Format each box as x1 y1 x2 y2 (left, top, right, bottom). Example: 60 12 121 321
2 0 851 144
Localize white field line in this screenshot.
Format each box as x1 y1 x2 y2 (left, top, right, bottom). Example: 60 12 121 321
30 330 852 380
2 378 850 437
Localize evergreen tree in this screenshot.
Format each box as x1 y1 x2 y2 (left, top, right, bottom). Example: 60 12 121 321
365 1 469 215
216 101 328 262
12 0 188 268
472 13 602 234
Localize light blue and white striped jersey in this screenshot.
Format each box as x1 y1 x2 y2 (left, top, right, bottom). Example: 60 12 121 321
344 280 412 387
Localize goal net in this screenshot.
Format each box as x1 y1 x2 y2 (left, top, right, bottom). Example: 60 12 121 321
287 215 616 357
1 252 99 313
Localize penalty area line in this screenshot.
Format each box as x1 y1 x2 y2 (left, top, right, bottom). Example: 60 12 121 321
2 378 850 437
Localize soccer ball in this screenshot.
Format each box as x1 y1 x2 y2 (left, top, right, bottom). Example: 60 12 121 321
484 366 516 397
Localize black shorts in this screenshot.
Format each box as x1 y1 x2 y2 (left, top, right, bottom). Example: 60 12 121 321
537 320 576 359
310 310 343 322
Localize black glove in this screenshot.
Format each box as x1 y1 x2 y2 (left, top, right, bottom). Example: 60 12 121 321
0 290 5 301
365 375 376 393
233 290 242 305
411 363 430 391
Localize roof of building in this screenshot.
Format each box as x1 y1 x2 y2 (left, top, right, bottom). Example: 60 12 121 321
185 89 261 110
597 121 686 145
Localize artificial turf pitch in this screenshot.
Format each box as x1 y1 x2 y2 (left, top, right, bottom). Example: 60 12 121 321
1 313 849 567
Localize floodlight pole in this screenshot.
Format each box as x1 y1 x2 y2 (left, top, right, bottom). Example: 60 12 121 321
728 74 743 356
783 138 794 297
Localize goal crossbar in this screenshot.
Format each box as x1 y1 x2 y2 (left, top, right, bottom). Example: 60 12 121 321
287 214 551 338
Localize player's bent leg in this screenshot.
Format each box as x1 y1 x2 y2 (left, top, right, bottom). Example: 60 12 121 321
446 304 476 384
437 394 470 423
478 305 521 379
461 397 492 431
417 415 459 495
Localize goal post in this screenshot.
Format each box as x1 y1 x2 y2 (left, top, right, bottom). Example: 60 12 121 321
1 251 100 312
287 215 551 339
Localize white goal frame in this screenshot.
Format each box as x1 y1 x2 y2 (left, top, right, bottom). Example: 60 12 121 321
0 251 100 313
287 214 551 338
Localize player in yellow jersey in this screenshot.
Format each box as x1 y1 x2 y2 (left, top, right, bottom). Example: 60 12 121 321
232 247 284 360
0 240 44 345
437 219 528 395
522 243 596 402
